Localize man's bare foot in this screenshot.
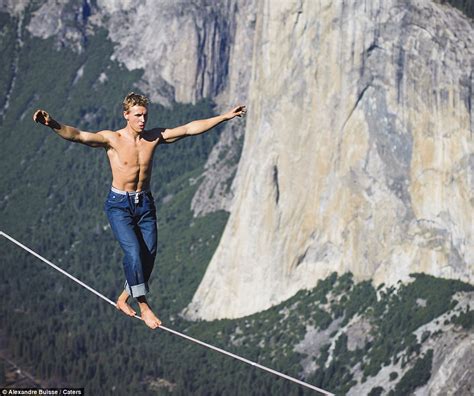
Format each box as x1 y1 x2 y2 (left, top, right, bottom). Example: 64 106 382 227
116 290 136 317
141 309 162 329
137 296 162 329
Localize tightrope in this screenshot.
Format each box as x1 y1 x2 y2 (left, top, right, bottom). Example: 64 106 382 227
1 231 334 395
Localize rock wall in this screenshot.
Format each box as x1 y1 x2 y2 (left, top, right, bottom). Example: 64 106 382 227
185 0 474 320
190 0 257 216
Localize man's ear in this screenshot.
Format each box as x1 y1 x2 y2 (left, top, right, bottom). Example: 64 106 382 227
123 111 129 121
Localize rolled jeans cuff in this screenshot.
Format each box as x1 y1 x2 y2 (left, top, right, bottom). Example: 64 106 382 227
125 281 149 298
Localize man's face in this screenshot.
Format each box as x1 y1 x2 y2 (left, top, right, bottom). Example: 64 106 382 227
124 105 148 133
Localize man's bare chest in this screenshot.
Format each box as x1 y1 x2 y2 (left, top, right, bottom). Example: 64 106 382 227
108 139 156 167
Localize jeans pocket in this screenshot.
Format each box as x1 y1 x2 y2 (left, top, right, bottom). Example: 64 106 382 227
106 192 127 204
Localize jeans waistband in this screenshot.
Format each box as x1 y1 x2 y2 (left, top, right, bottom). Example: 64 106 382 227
111 186 150 195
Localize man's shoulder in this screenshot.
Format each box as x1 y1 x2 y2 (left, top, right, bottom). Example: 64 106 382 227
95 129 121 149
99 129 123 143
144 127 166 143
99 129 119 136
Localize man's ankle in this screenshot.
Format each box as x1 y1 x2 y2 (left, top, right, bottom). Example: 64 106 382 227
137 296 151 307
118 290 130 300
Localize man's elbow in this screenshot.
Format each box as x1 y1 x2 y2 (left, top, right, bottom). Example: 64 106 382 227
69 132 83 143
183 124 194 136
59 133 78 143
70 131 92 145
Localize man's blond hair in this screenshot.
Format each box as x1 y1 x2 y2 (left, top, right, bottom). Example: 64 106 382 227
123 92 149 112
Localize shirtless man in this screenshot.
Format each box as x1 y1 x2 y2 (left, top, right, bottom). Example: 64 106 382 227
33 92 246 329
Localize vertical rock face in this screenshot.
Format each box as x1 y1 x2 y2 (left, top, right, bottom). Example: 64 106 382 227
184 0 473 320
190 0 257 216
96 0 234 104
95 0 256 108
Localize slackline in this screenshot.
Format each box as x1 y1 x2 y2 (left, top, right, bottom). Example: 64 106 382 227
1 231 334 396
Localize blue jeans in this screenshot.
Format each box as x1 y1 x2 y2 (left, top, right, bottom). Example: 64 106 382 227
104 188 157 298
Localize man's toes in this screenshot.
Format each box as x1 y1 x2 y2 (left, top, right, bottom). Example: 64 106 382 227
145 322 154 329
144 320 159 329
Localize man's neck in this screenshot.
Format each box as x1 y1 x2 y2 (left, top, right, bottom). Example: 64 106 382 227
124 125 142 141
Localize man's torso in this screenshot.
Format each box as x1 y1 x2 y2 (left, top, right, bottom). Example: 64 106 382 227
103 129 161 192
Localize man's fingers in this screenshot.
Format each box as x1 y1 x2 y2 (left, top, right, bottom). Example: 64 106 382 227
234 105 247 117
226 105 246 119
33 110 43 122
33 110 49 124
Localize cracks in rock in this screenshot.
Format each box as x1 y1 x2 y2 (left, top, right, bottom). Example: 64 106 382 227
293 0 304 29
334 80 374 174
75 0 94 47
469 70 473 138
81 0 92 25
295 249 308 267
341 80 374 133
366 42 383 55
395 46 405 104
194 8 233 101
272 164 280 205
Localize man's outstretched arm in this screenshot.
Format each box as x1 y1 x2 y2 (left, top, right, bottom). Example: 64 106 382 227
33 109 109 148
159 105 246 143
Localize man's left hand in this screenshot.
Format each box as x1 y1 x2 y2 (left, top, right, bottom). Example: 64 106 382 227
225 105 247 120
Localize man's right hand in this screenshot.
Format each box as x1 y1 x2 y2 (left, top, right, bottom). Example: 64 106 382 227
33 109 53 126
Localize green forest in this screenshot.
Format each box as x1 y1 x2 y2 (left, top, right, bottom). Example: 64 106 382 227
1 3 473 396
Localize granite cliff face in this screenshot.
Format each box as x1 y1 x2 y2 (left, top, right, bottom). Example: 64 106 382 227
185 0 473 320
4 0 472 321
